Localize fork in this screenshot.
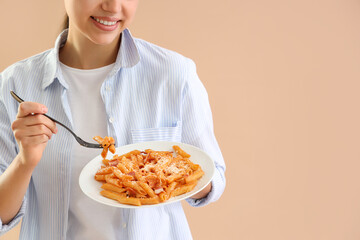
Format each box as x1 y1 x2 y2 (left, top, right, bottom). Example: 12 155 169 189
10 91 103 149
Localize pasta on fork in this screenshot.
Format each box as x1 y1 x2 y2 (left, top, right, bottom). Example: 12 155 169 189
93 136 116 158
94 145 204 206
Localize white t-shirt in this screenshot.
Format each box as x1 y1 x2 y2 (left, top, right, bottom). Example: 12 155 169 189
60 62 123 239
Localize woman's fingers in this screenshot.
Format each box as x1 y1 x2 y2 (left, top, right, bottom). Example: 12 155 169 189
12 105 57 134
19 135 51 147
11 102 56 167
21 114 57 134
13 124 54 141
16 102 48 118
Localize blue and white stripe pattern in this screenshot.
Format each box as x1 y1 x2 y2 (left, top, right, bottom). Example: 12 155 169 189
0 29 226 240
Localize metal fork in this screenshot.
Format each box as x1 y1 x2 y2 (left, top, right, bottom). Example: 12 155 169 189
10 91 103 148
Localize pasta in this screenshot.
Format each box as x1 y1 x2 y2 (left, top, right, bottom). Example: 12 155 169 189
94 144 204 206
93 136 116 159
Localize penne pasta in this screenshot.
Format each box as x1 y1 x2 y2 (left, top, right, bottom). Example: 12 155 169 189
94 174 106 181
93 136 116 159
166 173 183 184
138 181 156 198
105 174 122 187
96 167 113 175
117 196 141 206
158 192 167 202
165 182 177 195
116 162 129 173
102 159 109 166
100 190 125 202
185 168 204 183
101 183 126 194
122 181 146 195
94 142 204 206
170 182 197 198
173 145 191 158
140 196 160 205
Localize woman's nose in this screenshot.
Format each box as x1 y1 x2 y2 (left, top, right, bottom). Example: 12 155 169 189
102 0 122 13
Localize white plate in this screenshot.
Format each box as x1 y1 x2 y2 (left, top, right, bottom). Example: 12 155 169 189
79 141 215 208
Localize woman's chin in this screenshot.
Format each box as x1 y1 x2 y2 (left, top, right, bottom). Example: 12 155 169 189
90 34 121 46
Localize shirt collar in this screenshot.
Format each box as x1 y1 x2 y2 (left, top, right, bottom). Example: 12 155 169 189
42 28 140 90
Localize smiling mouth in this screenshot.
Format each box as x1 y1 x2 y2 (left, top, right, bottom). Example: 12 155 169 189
91 16 120 26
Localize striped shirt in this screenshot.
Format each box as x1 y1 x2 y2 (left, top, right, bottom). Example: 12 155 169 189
0 29 226 240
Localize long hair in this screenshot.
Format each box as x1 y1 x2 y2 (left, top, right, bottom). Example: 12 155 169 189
62 14 69 31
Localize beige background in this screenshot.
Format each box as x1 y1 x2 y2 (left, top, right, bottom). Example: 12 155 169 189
1 0 360 239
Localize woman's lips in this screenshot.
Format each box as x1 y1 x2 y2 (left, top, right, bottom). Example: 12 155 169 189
91 16 121 31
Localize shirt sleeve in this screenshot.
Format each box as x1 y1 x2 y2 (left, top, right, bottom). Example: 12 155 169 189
180 59 226 207
0 74 26 235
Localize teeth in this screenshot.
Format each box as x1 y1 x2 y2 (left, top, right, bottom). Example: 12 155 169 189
93 17 117 26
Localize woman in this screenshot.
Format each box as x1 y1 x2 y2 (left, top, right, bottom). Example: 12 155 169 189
0 0 226 239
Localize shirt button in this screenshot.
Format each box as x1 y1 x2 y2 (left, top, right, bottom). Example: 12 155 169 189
105 86 111 91
109 117 114 123
122 223 127 228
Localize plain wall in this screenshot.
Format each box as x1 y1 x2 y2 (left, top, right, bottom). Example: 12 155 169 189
1 0 360 239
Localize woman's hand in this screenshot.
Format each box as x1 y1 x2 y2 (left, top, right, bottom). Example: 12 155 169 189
11 102 57 168
191 182 212 199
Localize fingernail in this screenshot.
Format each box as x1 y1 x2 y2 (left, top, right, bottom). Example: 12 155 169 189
42 107 48 113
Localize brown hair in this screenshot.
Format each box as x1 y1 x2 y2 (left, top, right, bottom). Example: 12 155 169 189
62 14 69 31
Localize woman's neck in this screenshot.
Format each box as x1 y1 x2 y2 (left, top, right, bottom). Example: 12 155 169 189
59 30 121 69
